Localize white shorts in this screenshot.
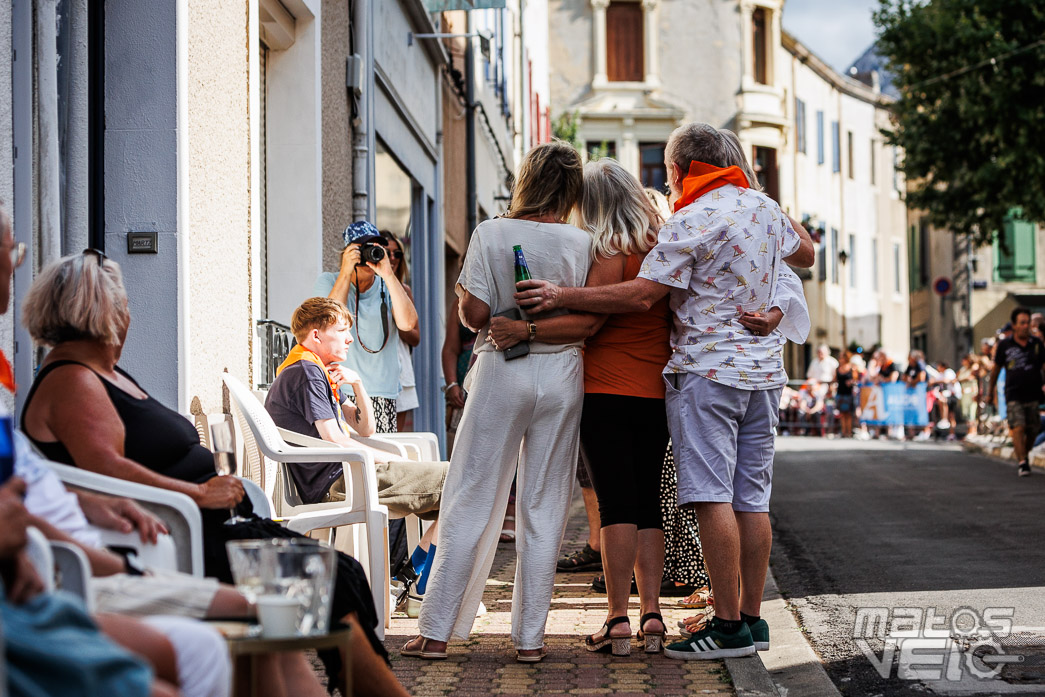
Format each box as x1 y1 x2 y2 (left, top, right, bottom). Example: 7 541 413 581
93 568 220 618
397 385 419 412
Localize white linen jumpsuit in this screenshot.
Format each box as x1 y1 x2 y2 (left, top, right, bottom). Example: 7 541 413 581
418 217 592 650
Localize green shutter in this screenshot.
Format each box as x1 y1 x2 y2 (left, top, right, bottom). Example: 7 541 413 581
994 210 1037 283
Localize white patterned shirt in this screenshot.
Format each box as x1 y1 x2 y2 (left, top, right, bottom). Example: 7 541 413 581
637 184 801 390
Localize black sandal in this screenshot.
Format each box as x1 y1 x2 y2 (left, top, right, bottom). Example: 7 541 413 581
637 612 666 654
556 544 603 572
584 616 632 656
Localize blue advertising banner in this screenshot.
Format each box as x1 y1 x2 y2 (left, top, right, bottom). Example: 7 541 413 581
859 383 929 426
423 0 506 10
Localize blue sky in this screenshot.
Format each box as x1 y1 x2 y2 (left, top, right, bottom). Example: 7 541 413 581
781 0 879 73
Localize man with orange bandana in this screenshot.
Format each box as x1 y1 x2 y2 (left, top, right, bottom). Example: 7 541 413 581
516 123 814 660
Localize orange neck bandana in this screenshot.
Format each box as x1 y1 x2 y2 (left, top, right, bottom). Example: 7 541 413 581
672 161 751 213
277 344 341 403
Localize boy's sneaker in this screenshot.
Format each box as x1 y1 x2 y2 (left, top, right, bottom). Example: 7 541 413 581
1018 462 1031 477
748 618 770 651
664 618 756 660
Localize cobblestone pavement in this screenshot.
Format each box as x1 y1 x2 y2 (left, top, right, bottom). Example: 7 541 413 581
383 496 734 696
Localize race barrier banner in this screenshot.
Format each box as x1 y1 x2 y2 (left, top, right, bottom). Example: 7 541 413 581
859 383 929 426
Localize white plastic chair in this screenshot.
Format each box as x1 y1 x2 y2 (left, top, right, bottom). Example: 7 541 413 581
46 461 204 576
222 372 390 636
25 527 94 611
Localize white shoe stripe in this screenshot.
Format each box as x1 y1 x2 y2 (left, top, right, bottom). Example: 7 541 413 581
701 637 716 652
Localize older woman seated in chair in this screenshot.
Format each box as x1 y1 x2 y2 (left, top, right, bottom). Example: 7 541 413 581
18 250 409 697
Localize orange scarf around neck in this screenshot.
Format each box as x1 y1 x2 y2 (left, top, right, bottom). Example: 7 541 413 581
277 344 341 403
673 161 751 213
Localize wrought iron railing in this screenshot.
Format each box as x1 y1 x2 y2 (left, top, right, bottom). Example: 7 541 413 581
256 319 294 389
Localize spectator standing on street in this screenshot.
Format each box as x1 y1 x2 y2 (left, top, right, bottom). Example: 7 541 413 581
957 354 981 437
404 140 591 663
514 122 816 660
835 351 858 438
807 344 838 383
988 307 1045 477
904 350 932 441
381 230 421 432
314 221 419 433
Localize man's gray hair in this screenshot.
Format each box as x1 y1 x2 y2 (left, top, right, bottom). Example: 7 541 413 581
665 122 762 192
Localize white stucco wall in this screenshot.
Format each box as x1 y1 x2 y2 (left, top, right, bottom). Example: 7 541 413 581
265 0 325 327
185 0 252 411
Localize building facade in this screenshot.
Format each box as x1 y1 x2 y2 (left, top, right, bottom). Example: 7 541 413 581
2 0 544 455
910 213 1045 366
547 0 912 377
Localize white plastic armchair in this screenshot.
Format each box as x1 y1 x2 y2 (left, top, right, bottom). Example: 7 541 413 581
222 372 391 636
25 526 94 611
46 461 204 576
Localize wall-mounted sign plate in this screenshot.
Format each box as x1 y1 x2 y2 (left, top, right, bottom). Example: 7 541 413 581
127 232 158 254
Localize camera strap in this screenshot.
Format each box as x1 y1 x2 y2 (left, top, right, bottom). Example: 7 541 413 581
354 278 390 354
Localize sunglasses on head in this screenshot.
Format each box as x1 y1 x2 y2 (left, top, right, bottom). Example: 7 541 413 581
83 248 108 264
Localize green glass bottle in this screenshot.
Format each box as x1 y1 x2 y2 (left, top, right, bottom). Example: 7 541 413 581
513 245 532 283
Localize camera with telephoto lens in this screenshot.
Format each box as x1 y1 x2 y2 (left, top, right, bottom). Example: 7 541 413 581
359 241 386 264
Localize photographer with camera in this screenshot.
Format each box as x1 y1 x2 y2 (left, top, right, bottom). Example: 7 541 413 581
314 221 419 433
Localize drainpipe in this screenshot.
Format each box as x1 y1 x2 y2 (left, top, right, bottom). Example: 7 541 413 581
465 12 477 234
176 0 191 412
36 0 62 263
351 0 373 222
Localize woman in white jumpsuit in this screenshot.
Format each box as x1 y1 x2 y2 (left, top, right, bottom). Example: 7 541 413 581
402 141 591 662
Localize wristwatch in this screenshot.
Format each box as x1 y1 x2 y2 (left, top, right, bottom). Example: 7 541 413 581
441 382 459 394
527 321 538 341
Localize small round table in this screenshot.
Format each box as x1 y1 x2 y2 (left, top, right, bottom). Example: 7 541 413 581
221 625 352 696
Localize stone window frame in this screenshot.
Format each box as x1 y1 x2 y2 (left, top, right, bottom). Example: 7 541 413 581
591 0 661 89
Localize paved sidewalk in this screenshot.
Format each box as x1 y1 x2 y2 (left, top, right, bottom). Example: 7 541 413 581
383 494 735 696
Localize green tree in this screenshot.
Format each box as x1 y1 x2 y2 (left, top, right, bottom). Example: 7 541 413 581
874 0 1045 244
551 110 582 150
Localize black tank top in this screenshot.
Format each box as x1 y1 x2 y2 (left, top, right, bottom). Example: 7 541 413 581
21 360 217 484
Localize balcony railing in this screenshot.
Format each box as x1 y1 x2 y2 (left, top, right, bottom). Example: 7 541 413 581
256 319 294 389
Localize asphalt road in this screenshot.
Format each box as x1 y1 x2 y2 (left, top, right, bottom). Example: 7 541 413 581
769 438 1045 697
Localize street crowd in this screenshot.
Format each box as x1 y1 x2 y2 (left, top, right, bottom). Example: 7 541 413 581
2 122 820 697
780 311 1045 477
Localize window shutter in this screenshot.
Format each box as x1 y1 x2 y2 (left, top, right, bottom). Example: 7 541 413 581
996 213 1037 283
607 2 643 82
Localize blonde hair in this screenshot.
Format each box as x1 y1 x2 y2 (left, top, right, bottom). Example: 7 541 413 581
506 140 584 221
291 297 353 343
665 122 762 192
579 159 660 259
644 188 672 221
22 253 129 347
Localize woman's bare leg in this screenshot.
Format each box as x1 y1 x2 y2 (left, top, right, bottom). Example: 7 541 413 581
96 613 179 687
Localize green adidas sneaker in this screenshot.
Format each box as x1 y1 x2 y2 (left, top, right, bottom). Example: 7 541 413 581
664 618 756 660
748 618 770 651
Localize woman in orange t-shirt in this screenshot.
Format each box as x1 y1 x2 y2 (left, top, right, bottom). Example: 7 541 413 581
489 158 672 656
